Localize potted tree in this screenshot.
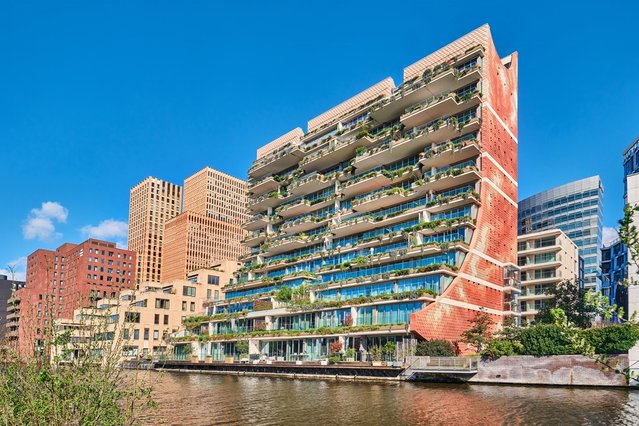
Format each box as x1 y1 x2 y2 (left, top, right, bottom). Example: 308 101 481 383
370 346 383 367
345 347 356 362
382 341 397 367
236 340 250 363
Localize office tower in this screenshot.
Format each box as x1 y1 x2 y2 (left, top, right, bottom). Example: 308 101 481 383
184 167 249 226
128 177 183 284
160 167 248 282
517 229 581 323
183 24 519 360
518 176 603 290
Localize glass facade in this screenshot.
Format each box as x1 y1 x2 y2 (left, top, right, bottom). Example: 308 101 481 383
518 176 603 289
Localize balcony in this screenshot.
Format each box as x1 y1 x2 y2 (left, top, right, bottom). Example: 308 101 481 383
518 259 562 271
400 90 482 129
264 233 327 256
422 166 481 193
249 144 305 179
299 132 377 173
425 190 481 214
352 187 416 213
420 138 482 170
416 216 476 237
370 66 482 125
340 169 392 198
280 214 331 235
288 172 336 197
330 215 377 237
243 214 274 231
248 175 280 196
277 195 335 219
248 191 290 213
242 230 267 247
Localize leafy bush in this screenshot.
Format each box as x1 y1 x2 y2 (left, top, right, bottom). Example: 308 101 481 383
580 324 639 354
517 324 575 356
275 286 292 302
328 357 341 364
236 340 249 355
415 339 455 357
481 338 522 358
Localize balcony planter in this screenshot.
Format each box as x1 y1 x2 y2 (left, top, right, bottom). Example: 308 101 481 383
319 360 328 366
190 355 199 364
224 356 235 364
205 355 213 364
371 361 383 367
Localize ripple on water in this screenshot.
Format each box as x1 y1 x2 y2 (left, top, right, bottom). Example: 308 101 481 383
132 371 639 426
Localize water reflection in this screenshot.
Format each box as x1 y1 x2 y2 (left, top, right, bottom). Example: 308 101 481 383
137 371 639 425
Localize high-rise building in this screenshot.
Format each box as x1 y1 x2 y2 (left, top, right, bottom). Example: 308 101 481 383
622 138 639 318
600 239 628 315
184 167 249 226
180 24 519 360
1 274 25 341
517 229 581 323
160 168 248 282
128 177 183 284
15 239 136 353
518 176 604 290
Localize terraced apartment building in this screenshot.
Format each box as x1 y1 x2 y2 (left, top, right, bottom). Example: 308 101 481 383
517 229 581 323
186 25 519 361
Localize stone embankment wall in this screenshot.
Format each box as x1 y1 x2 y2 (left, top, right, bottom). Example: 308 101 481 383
469 355 629 387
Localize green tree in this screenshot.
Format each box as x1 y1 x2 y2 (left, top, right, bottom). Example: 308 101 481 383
535 280 596 328
275 286 292 302
460 310 493 353
415 339 456 356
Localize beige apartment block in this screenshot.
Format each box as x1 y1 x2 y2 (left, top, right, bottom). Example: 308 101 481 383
53 264 238 360
128 177 183 285
517 229 581 322
160 211 246 282
183 167 249 226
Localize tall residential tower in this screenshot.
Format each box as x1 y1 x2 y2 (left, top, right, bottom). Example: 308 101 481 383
128 177 183 284
183 24 519 360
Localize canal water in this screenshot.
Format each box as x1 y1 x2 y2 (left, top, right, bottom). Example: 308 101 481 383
138 371 639 425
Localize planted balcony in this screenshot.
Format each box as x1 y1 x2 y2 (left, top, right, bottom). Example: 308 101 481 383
330 214 377 237
248 175 280 196
241 230 268 247
249 190 289 212
299 132 377 173
424 190 481 214
243 213 274 231
420 137 481 169
248 143 305 179
340 169 392 198
351 186 415 213
280 213 331 235
370 50 484 124
288 172 336 197
412 215 476 237
400 88 482 129
424 165 481 193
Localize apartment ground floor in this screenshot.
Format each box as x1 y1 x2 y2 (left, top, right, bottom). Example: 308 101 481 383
174 329 417 363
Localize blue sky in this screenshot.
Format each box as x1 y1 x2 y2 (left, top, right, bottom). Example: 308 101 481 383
1 1 638 280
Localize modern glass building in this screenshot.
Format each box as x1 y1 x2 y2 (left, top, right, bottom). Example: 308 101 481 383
600 239 628 314
175 24 520 361
518 176 604 290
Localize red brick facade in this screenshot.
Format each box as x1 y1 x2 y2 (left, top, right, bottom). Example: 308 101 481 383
410 25 518 350
18 239 136 354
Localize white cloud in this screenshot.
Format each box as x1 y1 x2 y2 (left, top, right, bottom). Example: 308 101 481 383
0 256 27 282
81 219 128 243
22 201 68 241
602 226 619 246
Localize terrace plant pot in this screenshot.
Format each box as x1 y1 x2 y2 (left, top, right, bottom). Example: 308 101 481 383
371 361 383 367
224 356 235 364
190 355 199 364
205 355 213 364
